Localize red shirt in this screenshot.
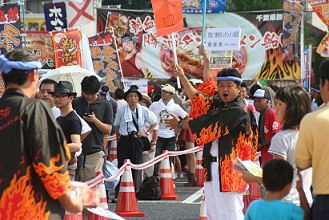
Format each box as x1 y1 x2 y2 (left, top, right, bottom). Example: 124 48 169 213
260 108 281 165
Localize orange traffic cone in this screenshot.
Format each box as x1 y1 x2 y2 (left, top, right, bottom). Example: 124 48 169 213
108 135 118 167
116 160 145 217
159 151 179 200
199 190 207 220
195 150 204 186
64 212 83 220
88 171 110 220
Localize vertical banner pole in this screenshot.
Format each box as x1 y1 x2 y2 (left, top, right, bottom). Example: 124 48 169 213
171 32 181 88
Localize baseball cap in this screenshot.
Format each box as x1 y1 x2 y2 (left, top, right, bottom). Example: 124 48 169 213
250 89 270 100
161 84 175 94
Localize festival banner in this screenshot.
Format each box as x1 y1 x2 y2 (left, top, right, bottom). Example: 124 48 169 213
67 0 94 27
151 0 184 36
282 0 303 61
182 0 226 14
308 0 329 26
26 31 55 69
88 31 122 91
43 2 67 31
0 3 22 54
51 28 82 68
97 8 301 80
316 31 329 57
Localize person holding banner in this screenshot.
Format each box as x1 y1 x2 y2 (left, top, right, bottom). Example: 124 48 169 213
0 49 90 219
165 49 257 220
119 33 148 78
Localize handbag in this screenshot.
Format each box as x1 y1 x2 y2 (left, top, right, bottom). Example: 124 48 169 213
132 112 151 151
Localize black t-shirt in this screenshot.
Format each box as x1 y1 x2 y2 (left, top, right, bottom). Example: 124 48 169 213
0 89 70 219
72 96 113 155
56 111 82 167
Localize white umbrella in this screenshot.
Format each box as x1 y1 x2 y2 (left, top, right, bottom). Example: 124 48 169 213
39 65 102 96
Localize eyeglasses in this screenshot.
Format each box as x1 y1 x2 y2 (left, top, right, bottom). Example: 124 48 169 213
53 94 68 99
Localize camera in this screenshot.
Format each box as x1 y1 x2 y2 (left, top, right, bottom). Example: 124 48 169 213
128 131 138 139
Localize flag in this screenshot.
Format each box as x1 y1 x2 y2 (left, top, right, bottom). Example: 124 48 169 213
308 0 329 26
67 0 94 27
0 3 22 54
316 32 329 58
43 2 67 31
282 0 303 61
88 31 122 91
51 28 83 67
151 0 184 37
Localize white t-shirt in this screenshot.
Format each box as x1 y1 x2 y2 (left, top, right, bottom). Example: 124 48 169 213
149 99 188 138
268 129 313 206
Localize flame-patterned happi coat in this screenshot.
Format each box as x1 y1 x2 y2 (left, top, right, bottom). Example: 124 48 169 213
189 78 258 192
0 89 71 219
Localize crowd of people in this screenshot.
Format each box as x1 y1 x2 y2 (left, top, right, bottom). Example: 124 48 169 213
1 48 329 220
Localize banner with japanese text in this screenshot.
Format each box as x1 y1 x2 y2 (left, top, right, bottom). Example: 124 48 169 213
316 31 329 57
282 0 303 61
182 0 226 14
0 4 22 54
26 31 55 69
51 28 82 68
97 8 301 80
43 2 67 31
308 0 329 26
88 31 122 91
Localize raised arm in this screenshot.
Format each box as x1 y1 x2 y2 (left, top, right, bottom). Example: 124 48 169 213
172 66 197 101
201 46 212 81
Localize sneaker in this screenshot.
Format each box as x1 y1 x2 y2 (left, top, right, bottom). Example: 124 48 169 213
172 173 177 179
178 173 184 178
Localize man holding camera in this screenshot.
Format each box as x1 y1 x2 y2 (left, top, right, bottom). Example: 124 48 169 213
72 76 113 182
112 87 157 202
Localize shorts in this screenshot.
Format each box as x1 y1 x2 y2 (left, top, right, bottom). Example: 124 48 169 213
178 128 195 143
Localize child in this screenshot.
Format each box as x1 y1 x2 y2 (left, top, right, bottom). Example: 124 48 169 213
245 159 310 220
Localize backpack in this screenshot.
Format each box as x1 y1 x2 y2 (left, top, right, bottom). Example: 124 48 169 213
137 176 162 200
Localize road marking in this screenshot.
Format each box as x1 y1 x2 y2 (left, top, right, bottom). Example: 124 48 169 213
182 187 204 204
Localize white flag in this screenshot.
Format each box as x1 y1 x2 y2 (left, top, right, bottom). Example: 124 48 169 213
66 0 94 27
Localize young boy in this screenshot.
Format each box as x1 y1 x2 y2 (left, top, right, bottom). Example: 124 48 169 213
245 159 310 220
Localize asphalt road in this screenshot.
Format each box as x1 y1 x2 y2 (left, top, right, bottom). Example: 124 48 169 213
107 174 204 220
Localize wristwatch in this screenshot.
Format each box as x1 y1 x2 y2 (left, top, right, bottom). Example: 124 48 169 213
146 131 150 135
177 120 182 130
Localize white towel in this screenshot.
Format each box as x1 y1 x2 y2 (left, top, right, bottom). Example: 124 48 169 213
124 104 144 127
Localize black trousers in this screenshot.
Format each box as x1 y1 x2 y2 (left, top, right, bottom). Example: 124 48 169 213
114 135 143 198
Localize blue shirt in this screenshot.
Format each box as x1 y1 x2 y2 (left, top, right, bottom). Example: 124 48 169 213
245 199 304 220
114 104 157 136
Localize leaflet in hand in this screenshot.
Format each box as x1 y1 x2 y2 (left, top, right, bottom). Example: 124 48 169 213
232 157 263 177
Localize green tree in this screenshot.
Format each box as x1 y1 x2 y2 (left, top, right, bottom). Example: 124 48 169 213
226 0 282 12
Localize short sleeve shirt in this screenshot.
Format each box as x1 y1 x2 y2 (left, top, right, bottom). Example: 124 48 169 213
73 96 113 155
56 111 82 167
0 89 71 219
245 199 304 220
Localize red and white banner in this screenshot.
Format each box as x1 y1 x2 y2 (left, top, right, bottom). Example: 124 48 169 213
51 28 83 67
67 0 94 27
